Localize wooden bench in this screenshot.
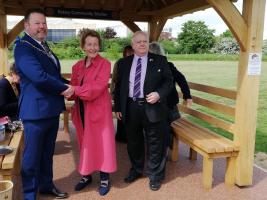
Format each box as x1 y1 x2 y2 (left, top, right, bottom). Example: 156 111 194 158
0 130 24 199
0 130 23 180
170 82 239 189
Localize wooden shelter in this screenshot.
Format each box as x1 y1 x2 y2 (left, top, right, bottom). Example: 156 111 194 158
0 0 265 187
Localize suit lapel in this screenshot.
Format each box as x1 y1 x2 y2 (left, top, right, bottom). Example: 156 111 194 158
144 53 154 86
125 55 134 84
23 34 59 70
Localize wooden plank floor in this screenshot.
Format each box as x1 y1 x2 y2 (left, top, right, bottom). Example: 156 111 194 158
15 121 267 200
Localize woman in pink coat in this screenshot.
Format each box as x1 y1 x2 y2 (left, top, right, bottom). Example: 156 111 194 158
69 29 116 196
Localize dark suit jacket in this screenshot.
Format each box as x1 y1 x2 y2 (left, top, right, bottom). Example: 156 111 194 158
14 33 68 120
167 62 191 107
0 77 20 119
114 53 173 123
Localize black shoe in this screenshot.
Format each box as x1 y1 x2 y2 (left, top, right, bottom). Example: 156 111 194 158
40 187 69 199
149 180 161 191
124 170 142 183
75 175 92 191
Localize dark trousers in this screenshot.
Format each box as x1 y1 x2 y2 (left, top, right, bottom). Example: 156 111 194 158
22 116 59 200
125 99 166 182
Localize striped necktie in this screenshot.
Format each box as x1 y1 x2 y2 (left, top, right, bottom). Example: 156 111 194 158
133 57 142 99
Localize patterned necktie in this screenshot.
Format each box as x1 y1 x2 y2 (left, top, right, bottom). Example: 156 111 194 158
41 41 51 55
133 57 142 99
41 41 57 66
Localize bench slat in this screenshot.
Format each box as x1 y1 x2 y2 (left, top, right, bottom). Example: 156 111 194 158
0 133 13 168
188 82 237 100
178 119 236 152
178 120 230 152
172 119 238 154
178 93 235 117
2 131 23 169
172 121 217 153
173 122 225 153
179 119 239 151
178 105 234 132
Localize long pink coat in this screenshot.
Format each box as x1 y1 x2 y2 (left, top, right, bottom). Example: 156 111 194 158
70 54 117 175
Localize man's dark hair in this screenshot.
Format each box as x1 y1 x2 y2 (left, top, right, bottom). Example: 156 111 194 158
123 45 133 58
123 45 133 51
9 63 18 75
24 8 45 22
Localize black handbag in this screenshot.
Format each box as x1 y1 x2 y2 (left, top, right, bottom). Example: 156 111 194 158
168 105 181 122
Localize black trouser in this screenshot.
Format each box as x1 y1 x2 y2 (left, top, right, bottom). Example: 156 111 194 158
125 98 166 182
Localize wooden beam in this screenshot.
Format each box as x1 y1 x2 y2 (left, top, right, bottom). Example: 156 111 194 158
206 0 247 51
100 0 106 9
0 0 5 15
149 0 158 8
121 20 141 33
119 0 125 9
60 0 65 7
160 0 167 6
80 0 85 8
0 15 6 51
148 18 167 41
0 14 8 75
40 0 45 6
138 0 210 18
119 12 150 21
135 0 144 11
234 0 266 186
7 19 24 46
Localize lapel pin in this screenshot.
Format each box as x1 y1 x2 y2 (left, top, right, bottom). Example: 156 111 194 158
157 69 161 72
149 58 153 62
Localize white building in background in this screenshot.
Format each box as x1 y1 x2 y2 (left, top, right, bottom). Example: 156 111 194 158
47 19 96 42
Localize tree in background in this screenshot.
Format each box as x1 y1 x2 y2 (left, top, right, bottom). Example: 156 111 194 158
177 20 215 54
220 30 233 38
103 27 117 39
160 40 178 54
211 29 239 54
262 40 267 55
210 37 240 54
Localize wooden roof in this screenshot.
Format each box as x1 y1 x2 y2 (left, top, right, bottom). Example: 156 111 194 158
1 0 237 21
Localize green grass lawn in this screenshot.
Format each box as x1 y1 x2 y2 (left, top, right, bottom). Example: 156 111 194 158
60 59 267 153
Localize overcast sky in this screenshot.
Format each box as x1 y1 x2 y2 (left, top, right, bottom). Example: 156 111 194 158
7 1 267 39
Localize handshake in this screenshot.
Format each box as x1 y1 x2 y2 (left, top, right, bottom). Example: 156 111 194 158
61 84 74 99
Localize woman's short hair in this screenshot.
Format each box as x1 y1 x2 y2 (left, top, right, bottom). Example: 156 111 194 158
149 42 165 56
9 63 18 75
80 29 101 49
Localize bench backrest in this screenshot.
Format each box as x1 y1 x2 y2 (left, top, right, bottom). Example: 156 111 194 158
63 73 236 137
178 81 237 137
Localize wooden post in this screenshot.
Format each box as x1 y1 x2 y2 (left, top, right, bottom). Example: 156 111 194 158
225 156 236 186
202 156 213 189
170 136 179 161
148 18 167 42
234 0 266 186
0 14 8 76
